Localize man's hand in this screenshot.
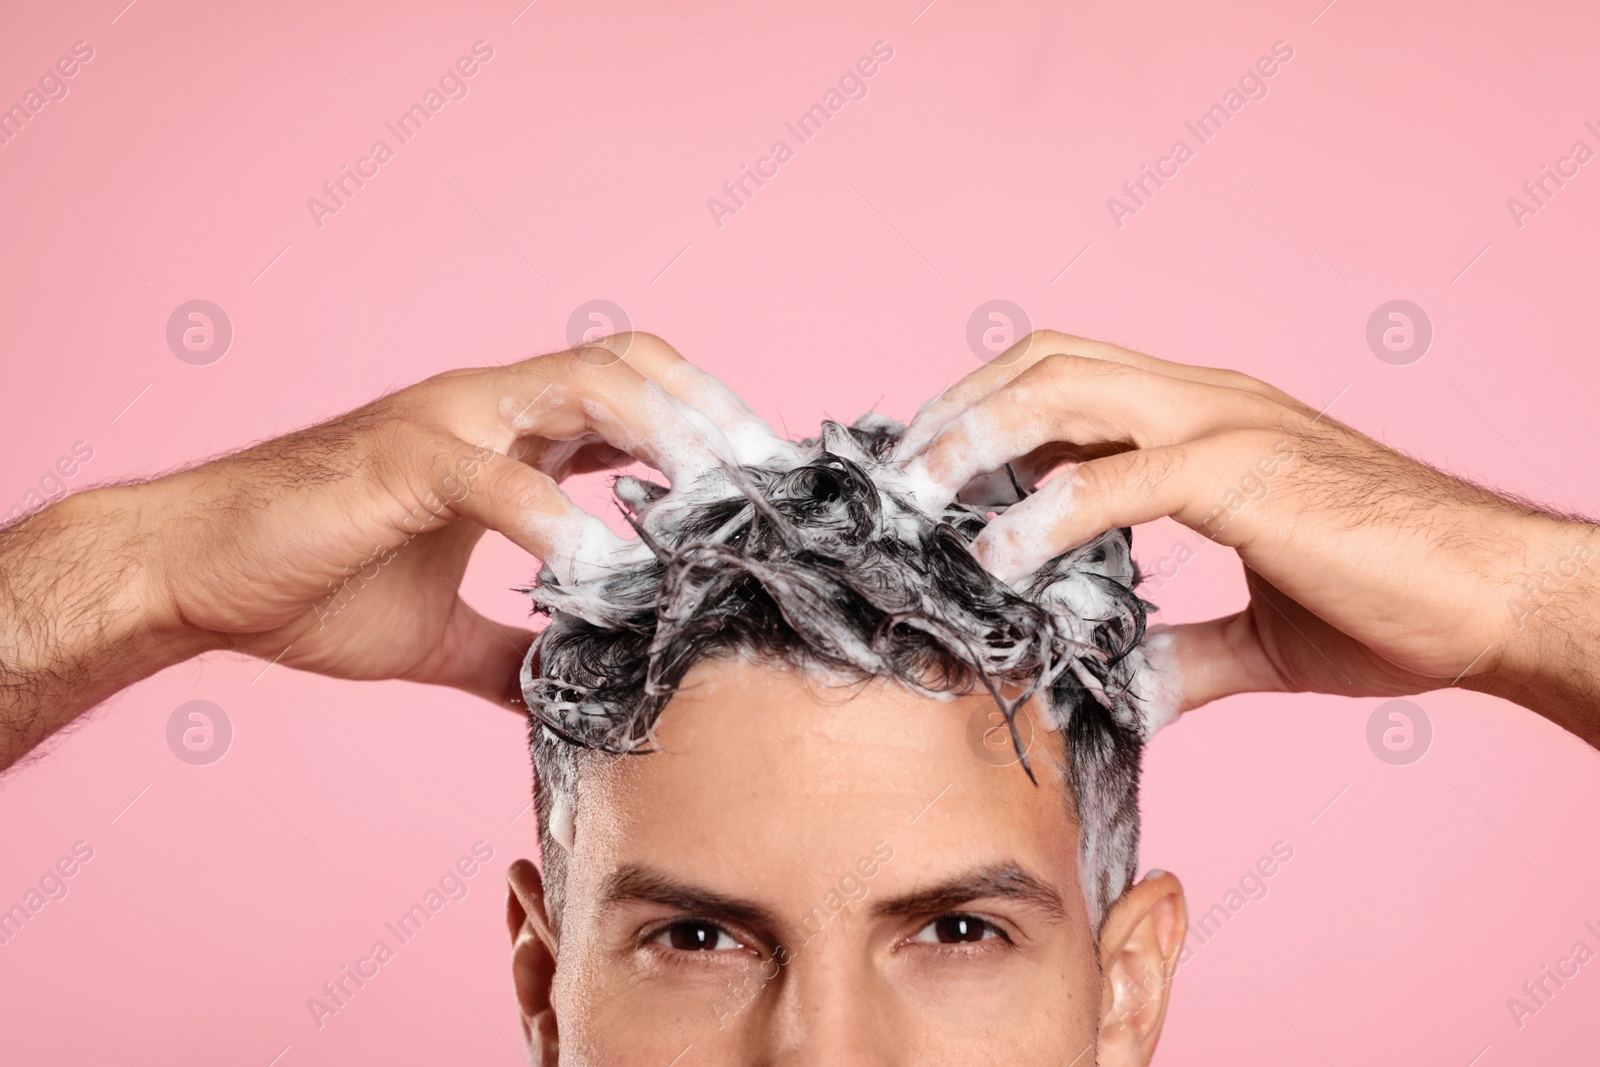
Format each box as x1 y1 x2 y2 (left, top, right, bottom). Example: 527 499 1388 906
0 333 761 769
895 331 1600 742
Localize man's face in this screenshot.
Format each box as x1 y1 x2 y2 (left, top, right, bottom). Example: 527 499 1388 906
508 658 1185 1064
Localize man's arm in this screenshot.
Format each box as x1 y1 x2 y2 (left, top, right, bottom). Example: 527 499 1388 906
896 330 1600 744
0 488 218 761
0 333 766 771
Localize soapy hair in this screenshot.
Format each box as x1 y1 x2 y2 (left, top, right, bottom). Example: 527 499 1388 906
522 415 1159 931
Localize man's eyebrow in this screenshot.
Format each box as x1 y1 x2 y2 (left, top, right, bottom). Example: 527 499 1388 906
869 863 1070 923
597 863 779 928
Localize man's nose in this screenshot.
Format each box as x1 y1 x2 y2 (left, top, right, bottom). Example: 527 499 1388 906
762 950 918 1067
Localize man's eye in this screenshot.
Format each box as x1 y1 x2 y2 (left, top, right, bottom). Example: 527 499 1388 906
910 915 1003 945
653 921 746 952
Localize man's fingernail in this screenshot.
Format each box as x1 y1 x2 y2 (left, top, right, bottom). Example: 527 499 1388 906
1144 868 1166 881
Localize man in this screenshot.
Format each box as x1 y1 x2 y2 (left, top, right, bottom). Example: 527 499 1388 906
507 661 1185 1063
1 332 1595 1058
509 411 1184 1062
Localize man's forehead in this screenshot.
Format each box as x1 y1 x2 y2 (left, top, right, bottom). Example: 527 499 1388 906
567 658 1079 897
596 658 1067 800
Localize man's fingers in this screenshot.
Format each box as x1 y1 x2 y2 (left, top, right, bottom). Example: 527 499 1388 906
897 330 1304 461
971 443 1211 583
895 330 1120 459
897 352 1031 461
415 339 771 584
473 336 790 482
1028 332 1304 408
1143 616 1292 714
448 449 648 584
464 350 735 485
594 333 798 466
902 357 1261 512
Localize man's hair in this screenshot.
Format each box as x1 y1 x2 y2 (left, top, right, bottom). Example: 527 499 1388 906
521 417 1161 931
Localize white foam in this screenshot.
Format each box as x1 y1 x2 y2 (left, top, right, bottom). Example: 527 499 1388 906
505 370 794 586
579 383 725 485
613 475 661 513
1131 628 1183 738
657 361 801 467
893 457 952 514
520 506 652 586
549 795 576 851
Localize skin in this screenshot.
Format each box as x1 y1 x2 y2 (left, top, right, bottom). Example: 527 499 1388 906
504 658 1188 1065
897 330 1600 743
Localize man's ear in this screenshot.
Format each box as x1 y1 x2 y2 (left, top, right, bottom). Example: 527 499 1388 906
506 858 560 1065
1096 870 1188 1066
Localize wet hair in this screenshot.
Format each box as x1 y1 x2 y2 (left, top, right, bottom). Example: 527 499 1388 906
522 416 1160 931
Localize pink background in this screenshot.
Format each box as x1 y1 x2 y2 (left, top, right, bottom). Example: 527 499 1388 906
3 0 1598 1062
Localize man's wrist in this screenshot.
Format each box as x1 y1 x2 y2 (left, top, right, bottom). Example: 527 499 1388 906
0 485 220 767
1463 515 1600 741
76 483 226 657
